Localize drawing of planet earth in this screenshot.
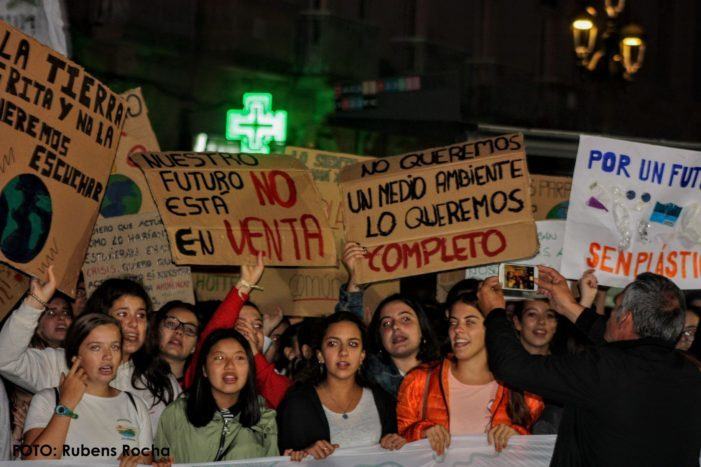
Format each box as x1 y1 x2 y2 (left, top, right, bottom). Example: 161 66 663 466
546 201 569 220
0 174 53 263
100 174 142 217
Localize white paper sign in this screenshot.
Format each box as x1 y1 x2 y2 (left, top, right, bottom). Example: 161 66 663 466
561 136 701 289
464 220 565 280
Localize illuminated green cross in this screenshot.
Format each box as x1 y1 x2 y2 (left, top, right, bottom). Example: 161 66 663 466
225 93 288 154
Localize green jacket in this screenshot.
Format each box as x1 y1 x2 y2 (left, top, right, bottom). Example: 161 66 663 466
155 396 278 463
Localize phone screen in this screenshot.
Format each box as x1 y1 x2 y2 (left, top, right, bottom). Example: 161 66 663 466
501 264 537 291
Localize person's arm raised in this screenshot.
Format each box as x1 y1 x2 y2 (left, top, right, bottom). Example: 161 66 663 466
479 277 601 407
536 266 586 323
334 242 366 320
0 266 64 392
184 253 264 388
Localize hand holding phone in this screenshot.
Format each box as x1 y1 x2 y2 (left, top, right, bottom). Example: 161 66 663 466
499 263 538 292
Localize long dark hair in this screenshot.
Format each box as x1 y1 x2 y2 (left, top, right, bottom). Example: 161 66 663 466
149 300 200 360
446 293 533 429
186 328 261 428
368 294 440 365
84 278 174 408
302 312 370 387
64 313 122 368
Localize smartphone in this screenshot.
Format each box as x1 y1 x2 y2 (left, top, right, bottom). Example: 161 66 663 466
499 263 538 292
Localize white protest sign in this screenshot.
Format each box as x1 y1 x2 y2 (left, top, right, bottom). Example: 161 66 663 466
12 435 559 467
464 220 565 280
82 212 194 310
562 136 701 288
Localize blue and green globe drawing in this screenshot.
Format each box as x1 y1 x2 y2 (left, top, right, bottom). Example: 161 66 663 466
546 201 569 220
0 174 53 263
100 174 142 218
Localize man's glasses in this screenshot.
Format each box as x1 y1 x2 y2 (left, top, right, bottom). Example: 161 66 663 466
161 316 198 337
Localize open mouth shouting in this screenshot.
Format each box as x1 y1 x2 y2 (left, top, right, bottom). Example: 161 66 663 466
453 337 470 349
221 373 239 385
98 364 114 376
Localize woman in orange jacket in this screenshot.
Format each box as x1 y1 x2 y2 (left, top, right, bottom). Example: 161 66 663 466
397 292 543 455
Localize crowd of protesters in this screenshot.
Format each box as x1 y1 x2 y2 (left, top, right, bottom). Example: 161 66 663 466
0 242 699 466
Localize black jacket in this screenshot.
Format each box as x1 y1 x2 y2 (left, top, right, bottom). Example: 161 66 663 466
276 383 397 452
485 307 701 467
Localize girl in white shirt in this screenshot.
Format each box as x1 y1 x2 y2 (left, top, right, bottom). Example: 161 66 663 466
0 266 179 433
23 313 153 464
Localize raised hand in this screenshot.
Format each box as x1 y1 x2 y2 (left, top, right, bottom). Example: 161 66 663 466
342 241 366 292
578 269 599 308
537 266 585 322
238 252 265 295
26 265 57 310
477 276 506 316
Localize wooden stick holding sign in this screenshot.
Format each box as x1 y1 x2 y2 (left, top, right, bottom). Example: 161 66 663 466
339 134 539 283
131 152 337 267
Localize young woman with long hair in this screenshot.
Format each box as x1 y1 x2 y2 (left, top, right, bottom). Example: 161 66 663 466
183 253 293 408
0 267 178 433
150 300 200 384
277 312 405 462
155 328 277 463
397 293 543 455
22 313 152 464
337 242 441 397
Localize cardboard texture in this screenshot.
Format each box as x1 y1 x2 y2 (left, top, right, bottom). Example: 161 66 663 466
340 134 538 283
131 152 337 267
191 269 294 318
530 174 572 220
562 136 701 289
284 146 399 316
0 21 125 297
82 212 194 310
192 267 398 318
436 269 467 303
0 264 29 320
99 88 160 218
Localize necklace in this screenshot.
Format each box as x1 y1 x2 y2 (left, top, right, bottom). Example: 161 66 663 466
324 385 360 419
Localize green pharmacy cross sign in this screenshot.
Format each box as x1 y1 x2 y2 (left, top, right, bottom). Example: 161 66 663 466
225 93 288 154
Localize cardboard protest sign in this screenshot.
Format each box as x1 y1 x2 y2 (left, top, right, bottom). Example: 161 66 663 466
436 269 467 303
0 264 29 320
284 146 399 316
192 267 398 318
530 174 571 220
131 152 337 267
0 21 125 296
82 212 194 310
562 136 701 289
464 220 565 279
191 269 294 317
339 134 538 283
99 88 160 218
285 146 375 228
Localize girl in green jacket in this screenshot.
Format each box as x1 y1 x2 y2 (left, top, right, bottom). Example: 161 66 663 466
155 328 278 463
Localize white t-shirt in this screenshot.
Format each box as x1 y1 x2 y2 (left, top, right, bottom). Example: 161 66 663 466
322 388 381 448
0 303 180 433
24 389 153 460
